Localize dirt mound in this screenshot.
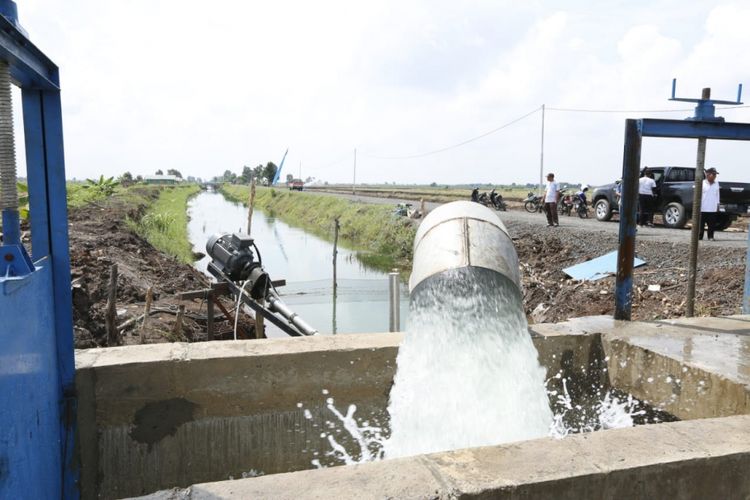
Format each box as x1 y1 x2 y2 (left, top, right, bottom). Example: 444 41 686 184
508 221 745 323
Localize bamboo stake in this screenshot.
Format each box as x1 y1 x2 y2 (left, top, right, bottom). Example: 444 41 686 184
140 286 153 344
172 304 185 338
333 217 340 294
247 178 256 234
105 264 119 346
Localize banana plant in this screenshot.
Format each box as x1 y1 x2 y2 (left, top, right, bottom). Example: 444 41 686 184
84 175 119 196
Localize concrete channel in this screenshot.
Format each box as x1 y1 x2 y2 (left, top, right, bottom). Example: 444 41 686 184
73 315 750 499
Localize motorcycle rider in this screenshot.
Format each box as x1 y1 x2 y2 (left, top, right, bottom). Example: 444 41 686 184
576 185 589 207
471 187 479 203
489 189 497 205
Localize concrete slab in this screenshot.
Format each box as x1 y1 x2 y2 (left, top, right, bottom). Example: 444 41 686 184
137 415 750 500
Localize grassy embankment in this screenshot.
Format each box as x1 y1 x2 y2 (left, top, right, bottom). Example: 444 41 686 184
125 184 201 263
67 182 201 264
220 185 417 270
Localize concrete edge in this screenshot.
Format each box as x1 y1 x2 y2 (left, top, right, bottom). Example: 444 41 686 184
136 415 750 499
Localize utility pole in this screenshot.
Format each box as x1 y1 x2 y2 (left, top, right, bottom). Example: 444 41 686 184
353 148 357 195
539 104 545 195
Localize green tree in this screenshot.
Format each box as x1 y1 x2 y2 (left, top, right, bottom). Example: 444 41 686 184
263 162 278 184
222 170 237 183
286 173 294 184
167 169 182 179
240 165 253 184
155 169 163 175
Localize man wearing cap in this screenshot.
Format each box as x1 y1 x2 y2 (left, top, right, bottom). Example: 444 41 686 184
543 172 560 227
699 167 720 241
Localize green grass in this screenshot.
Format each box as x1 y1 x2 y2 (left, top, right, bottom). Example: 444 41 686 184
305 185 536 203
128 184 201 264
221 185 417 270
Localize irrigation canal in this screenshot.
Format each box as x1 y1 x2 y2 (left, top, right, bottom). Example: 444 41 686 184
187 190 409 336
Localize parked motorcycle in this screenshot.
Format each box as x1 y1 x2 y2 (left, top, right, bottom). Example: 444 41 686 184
489 190 507 211
471 189 507 211
573 190 589 218
524 192 543 213
558 191 574 216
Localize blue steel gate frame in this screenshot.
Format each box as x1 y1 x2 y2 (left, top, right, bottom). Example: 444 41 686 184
0 5 77 499
615 117 750 320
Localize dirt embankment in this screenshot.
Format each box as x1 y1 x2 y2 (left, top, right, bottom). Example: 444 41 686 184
70 190 251 348
510 220 745 323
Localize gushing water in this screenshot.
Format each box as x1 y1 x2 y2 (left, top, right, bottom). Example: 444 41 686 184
385 268 553 458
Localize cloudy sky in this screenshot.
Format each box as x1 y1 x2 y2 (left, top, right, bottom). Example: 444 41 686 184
14 0 750 185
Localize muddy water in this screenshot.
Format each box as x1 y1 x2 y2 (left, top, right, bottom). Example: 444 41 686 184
187 191 408 336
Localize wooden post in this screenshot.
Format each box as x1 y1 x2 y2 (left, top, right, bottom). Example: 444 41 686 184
247 179 256 234
254 301 265 339
206 290 215 341
105 264 119 346
140 286 153 344
172 304 185 339
686 88 710 317
332 217 340 294
420 198 426 217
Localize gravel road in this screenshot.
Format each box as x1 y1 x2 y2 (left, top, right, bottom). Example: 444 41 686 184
305 189 748 248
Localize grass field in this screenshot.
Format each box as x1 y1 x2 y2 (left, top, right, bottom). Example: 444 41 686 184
220 184 417 269
128 184 201 263
305 184 537 203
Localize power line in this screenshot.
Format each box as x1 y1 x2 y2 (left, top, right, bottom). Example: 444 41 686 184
362 106 542 160
315 103 750 166
547 104 750 113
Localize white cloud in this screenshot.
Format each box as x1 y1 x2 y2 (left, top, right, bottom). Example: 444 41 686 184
10 0 750 185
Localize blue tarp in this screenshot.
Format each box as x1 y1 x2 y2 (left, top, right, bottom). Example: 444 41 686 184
563 250 646 281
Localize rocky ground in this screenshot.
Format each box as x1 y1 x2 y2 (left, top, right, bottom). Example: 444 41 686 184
69 191 253 348
508 216 745 323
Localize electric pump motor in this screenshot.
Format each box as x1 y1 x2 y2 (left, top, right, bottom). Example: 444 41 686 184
206 233 268 298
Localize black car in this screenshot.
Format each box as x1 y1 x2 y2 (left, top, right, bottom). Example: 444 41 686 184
591 166 750 230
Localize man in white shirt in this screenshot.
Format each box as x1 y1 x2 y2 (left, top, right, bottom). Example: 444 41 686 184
638 168 657 227
543 172 560 227
699 167 720 241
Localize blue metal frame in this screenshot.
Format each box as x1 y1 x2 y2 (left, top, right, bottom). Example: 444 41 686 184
0 2 77 498
615 115 750 320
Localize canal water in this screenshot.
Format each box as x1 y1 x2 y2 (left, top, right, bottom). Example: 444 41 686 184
187 190 409 336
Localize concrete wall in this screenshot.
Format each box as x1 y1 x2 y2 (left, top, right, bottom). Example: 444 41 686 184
75 333 605 499
163 415 750 500
76 326 750 499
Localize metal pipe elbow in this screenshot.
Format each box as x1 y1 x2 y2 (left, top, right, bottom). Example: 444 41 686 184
409 201 521 294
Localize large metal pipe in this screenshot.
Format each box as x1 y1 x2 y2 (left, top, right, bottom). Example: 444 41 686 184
409 201 521 295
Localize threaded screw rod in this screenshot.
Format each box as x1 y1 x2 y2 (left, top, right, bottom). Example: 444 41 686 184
0 59 20 245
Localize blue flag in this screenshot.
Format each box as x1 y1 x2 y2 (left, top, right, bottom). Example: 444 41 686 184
272 148 289 185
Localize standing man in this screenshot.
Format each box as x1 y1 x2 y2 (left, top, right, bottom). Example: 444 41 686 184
700 167 720 241
638 167 657 227
543 172 560 227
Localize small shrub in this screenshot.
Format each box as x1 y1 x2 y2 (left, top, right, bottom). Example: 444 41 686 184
140 212 175 233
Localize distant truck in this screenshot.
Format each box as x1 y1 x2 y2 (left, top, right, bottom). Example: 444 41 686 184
591 166 750 230
289 179 304 191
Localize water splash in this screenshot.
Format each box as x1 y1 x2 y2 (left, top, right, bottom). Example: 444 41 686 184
385 268 553 458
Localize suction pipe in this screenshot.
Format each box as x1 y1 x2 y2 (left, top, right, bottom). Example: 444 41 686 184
409 201 521 295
